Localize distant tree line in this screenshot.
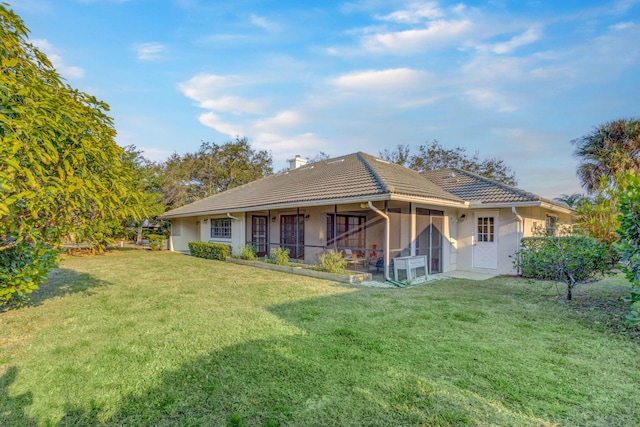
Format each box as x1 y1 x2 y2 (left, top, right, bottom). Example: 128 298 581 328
155 138 272 209
379 140 518 186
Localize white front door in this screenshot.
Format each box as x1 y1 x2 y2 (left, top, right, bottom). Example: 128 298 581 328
472 212 498 270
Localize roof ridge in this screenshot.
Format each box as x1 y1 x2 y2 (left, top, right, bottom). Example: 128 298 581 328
447 167 540 200
356 152 391 193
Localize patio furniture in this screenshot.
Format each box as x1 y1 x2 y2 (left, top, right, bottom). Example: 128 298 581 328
343 249 367 270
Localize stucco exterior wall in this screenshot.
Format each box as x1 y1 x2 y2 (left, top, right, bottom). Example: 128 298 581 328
168 202 573 277
169 217 199 253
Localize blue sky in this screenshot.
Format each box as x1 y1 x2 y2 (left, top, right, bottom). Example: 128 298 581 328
13 0 640 198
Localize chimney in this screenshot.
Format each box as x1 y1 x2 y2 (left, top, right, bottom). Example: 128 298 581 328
287 155 307 170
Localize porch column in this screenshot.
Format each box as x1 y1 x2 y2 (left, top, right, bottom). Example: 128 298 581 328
333 205 338 252
367 201 390 281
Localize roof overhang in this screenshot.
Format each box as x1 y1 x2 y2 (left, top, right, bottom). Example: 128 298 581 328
159 193 468 219
466 200 575 216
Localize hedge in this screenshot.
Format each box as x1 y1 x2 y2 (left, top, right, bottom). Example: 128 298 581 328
188 242 231 261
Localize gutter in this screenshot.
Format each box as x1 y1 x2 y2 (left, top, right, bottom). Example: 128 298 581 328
512 207 523 274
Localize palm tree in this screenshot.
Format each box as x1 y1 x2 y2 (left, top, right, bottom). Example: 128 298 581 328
573 118 640 194
553 193 584 208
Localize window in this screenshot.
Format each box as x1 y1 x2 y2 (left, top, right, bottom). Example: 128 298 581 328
477 217 494 242
210 218 232 238
326 214 365 251
546 215 558 236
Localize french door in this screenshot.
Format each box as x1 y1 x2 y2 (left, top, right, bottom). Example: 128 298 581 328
251 216 268 257
280 214 304 260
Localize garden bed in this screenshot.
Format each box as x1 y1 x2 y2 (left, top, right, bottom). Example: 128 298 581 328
226 257 372 284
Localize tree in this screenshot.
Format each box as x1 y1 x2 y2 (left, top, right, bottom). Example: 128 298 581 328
379 144 411 166
0 6 150 306
575 187 619 247
514 232 611 300
615 172 640 324
70 146 166 251
308 151 331 163
553 193 584 208
157 138 272 208
380 140 517 186
572 118 640 194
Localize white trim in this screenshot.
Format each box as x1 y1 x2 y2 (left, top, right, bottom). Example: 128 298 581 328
161 194 467 219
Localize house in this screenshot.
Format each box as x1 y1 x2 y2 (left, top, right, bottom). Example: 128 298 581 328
160 152 574 279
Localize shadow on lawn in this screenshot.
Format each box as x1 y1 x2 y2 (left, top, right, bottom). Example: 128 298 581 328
0 367 34 427
50 288 568 427
26 268 111 308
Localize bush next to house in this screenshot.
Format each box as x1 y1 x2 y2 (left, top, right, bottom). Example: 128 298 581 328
148 234 166 251
269 247 290 265
235 244 257 260
513 235 611 300
317 249 347 273
188 242 231 261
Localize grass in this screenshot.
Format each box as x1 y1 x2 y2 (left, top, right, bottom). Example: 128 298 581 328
1 249 639 426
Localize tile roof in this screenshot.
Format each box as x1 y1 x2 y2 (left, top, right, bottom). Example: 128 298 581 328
161 152 464 218
422 168 544 204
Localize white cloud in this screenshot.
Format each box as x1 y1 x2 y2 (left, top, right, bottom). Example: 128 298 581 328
135 42 166 61
361 19 473 53
253 132 327 162
178 74 265 114
250 14 281 32
254 110 305 132
465 88 517 112
491 25 543 54
31 39 85 79
610 21 634 31
198 112 245 136
329 68 429 91
375 2 444 23
200 96 264 115
179 74 246 100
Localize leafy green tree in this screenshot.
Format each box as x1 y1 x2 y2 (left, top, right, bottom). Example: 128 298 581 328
514 232 611 300
572 118 640 194
69 146 166 252
575 186 619 247
380 140 517 186
615 172 640 324
0 6 150 306
158 137 272 208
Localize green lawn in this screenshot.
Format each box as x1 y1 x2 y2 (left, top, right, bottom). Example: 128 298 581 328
1 250 639 426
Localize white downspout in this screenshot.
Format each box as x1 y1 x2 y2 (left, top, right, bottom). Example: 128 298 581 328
227 213 243 253
512 207 523 274
368 201 391 281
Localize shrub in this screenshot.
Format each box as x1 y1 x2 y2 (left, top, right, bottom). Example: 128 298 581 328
188 242 231 261
0 242 59 309
317 250 347 273
269 247 290 265
616 172 640 324
148 234 166 251
236 244 257 260
513 235 611 300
